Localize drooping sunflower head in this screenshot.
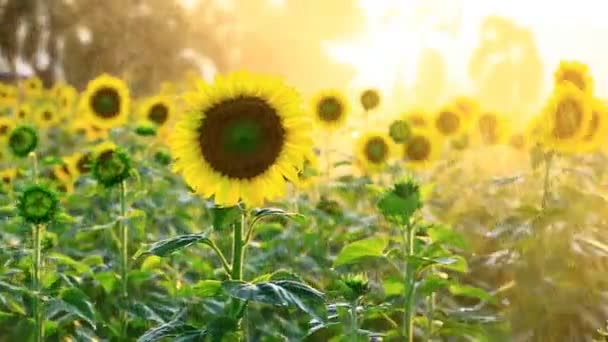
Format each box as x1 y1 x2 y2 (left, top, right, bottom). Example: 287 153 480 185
8 125 38 158
402 129 442 170
355 132 393 173
34 101 62 128
17 184 59 224
476 112 509 146
554 60 593 94
171 71 312 206
541 83 592 152
388 119 411 144
91 142 132 187
360 88 381 111
312 89 349 130
138 95 174 127
403 109 429 129
20 76 44 98
433 105 466 137
80 74 130 128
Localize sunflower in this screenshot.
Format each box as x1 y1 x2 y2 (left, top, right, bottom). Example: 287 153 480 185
80 74 130 128
433 105 467 138
508 132 528 151
137 94 175 128
33 101 62 128
554 60 592 94
402 129 442 170
541 83 592 152
312 89 349 130
0 168 17 190
14 102 32 122
0 83 18 108
575 98 608 153
451 96 480 125
475 112 510 146
0 117 15 141
403 109 429 129
171 71 312 207
388 119 411 143
72 118 109 141
66 152 93 178
360 88 381 111
20 76 44 98
355 132 393 173
50 83 78 115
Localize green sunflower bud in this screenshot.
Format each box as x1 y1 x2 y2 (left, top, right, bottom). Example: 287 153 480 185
340 273 370 301
154 150 172 166
377 178 422 222
8 125 38 157
17 184 59 224
134 122 157 136
389 119 411 144
360 89 380 111
92 148 132 187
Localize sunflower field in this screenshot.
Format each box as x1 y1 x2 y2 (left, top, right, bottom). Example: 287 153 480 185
2 1 608 342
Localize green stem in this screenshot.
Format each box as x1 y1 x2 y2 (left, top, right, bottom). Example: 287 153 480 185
29 152 39 184
403 221 416 342
350 298 359 342
119 180 128 336
425 276 436 340
231 211 245 281
541 152 553 210
203 240 232 276
32 224 44 342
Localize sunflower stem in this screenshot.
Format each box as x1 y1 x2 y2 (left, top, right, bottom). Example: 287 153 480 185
203 239 232 276
29 152 39 184
350 298 359 342
425 270 436 340
119 180 129 336
541 151 554 210
403 220 416 342
32 223 44 342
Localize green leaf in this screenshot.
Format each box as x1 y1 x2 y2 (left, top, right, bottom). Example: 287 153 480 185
448 284 496 304
134 233 210 258
416 274 450 297
251 207 305 225
212 206 241 231
49 253 91 275
222 280 325 321
137 321 199 342
184 280 223 298
382 278 404 297
59 287 96 328
94 272 117 294
333 236 388 267
427 225 468 250
0 205 16 218
141 255 162 271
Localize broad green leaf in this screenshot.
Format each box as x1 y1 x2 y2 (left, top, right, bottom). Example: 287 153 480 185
141 255 162 271
416 274 450 297
60 287 96 329
94 272 117 294
137 321 199 342
188 280 223 298
212 206 241 231
382 278 404 297
251 207 305 225
222 280 325 321
49 253 91 275
448 284 496 304
427 225 468 249
134 233 210 258
0 205 16 218
333 236 389 267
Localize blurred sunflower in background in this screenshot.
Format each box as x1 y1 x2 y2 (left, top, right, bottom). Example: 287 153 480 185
402 129 442 170
80 74 130 128
403 109 429 129
575 98 608 153
360 88 381 111
388 118 411 144
66 151 93 179
0 168 17 191
0 117 14 141
355 132 393 173
34 101 62 128
541 83 592 152
312 89 349 130
72 119 109 142
171 71 312 206
554 60 593 95
51 83 78 116
138 94 175 129
475 112 510 146
14 103 32 122
433 105 468 138
0 83 17 109
20 76 44 98
508 132 529 152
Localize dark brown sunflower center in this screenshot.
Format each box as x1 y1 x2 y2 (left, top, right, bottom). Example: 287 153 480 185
436 111 460 135
2 176 10 184
584 110 600 141
18 110 26 118
317 97 343 122
198 96 285 180
479 114 498 144
364 137 389 163
61 164 71 176
77 153 92 173
406 135 431 161
90 87 121 119
560 70 586 92
361 90 380 111
0 125 8 135
148 103 169 125
553 98 583 140
43 111 53 121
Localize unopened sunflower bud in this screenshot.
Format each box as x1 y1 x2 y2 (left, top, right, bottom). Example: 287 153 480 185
8 125 38 157
17 184 59 224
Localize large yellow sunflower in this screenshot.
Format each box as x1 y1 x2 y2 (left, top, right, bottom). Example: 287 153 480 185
433 105 468 138
541 83 592 152
311 89 349 130
355 131 393 173
554 60 593 95
80 74 130 128
33 101 62 128
137 94 175 128
402 129 442 170
170 71 312 207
